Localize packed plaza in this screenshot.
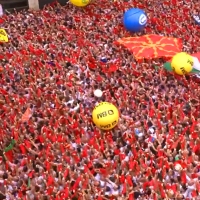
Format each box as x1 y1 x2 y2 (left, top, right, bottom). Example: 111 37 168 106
0 0 200 199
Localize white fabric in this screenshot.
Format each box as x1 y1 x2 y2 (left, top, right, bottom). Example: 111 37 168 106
94 173 101 181
100 180 105 187
0 4 3 17
148 127 155 134
192 56 200 71
70 104 80 111
183 184 195 198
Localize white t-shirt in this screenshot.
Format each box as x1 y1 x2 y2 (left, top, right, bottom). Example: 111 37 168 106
100 180 106 187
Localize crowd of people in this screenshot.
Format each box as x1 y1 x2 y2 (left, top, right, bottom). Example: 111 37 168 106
0 0 200 199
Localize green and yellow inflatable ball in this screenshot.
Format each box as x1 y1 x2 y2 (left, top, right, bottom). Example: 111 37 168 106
70 0 90 7
171 52 193 75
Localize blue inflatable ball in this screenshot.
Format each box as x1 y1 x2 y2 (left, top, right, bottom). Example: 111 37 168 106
123 8 147 32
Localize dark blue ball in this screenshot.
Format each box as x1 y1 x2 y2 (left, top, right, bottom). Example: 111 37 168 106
123 8 147 32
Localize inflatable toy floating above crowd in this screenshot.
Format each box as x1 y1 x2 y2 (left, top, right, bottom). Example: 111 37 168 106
92 102 119 130
70 0 90 7
0 28 8 43
94 89 103 97
123 8 147 32
164 52 200 75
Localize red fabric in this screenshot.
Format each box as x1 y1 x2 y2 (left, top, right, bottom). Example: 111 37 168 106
126 175 133 186
47 175 54 186
28 171 34 178
64 186 69 198
122 182 126 194
44 160 51 171
4 151 14 162
120 175 125 184
19 144 27 154
72 177 81 190
24 140 31 149
181 171 187 184
116 35 182 60
129 193 134 200
47 187 53 195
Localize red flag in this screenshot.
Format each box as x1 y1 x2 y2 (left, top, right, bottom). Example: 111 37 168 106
191 190 197 198
181 137 186 150
47 187 53 195
5 52 13 59
159 183 166 198
122 182 126 194
44 160 51 171
64 186 69 198
126 175 133 186
57 164 62 172
82 177 88 189
119 175 125 184
28 171 34 178
149 107 155 118
181 171 187 184
0 18 4 24
37 135 45 143
81 147 88 157
129 160 135 170
47 175 54 186
19 144 27 154
4 151 14 162
116 35 182 60
96 75 103 82
108 64 118 72
100 139 104 151
170 138 180 149
24 140 31 149
72 177 81 190
129 193 134 200
64 168 69 179
0 88 8 95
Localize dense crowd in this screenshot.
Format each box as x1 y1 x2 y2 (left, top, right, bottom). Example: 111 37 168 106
0 0 200 199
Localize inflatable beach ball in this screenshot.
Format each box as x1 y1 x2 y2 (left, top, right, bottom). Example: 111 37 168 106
123 8 147 32
92 102 119 130
171 52 193 75
94 89 103 98
70 0 90 7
